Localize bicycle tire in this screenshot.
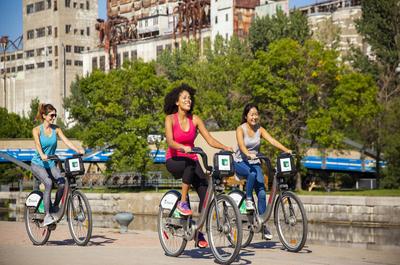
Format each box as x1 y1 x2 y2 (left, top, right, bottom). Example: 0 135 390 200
228 190 254 248
274 191 307 252
67 190 92 246
206 194 242 264
157 198 187 256
24 206 51 245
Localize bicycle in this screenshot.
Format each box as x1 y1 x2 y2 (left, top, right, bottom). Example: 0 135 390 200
24 154 93 246
157 147 243 265
229 152 308 252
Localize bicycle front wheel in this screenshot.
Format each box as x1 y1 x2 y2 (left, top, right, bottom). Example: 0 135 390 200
24 206 51 245
207 194 242 265
67 190 92 246
274 191 307 252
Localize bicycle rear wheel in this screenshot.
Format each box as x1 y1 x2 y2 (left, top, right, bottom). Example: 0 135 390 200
207 194 242 264
274 191 307 252
67 190 92 246
24 206 51 245
157 206 187 256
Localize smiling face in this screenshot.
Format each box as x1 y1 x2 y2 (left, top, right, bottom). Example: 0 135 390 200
246 107 259 126
176 90 192 112
43 111 57 124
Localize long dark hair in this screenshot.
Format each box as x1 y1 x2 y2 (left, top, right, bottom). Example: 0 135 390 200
241 103 259 124
35 103 57 122
163 83 196 115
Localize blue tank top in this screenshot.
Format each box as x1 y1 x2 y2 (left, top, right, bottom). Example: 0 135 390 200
31 124 57 168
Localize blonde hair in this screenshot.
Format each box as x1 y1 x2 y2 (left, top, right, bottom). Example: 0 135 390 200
35 103 57 122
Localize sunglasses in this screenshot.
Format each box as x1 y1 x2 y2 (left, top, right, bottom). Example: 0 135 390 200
49 113 57 118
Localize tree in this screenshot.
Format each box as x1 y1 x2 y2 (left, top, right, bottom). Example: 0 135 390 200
249 9 310 53
64 60 169 173
347 0 400 186
312 17 341 50
239 38 378 190
0 108 32 138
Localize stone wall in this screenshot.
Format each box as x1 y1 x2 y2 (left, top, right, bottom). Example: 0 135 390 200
1 192 399 226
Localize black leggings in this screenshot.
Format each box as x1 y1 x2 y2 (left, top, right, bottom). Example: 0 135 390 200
166 157 208 213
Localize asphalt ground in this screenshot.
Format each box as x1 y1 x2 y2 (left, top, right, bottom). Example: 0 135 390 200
0 221 399 265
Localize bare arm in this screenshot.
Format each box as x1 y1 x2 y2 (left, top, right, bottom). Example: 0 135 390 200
165 115 191 153
260 127 291 153
32 127 47 161
195 115 232 151
56 128 84 154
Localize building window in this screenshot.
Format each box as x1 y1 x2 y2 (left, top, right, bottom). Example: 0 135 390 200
80 3 84 9
65 24 71 34
35 1 45 12
165 44 172 52
27 4 34 14
73 2 77 8
17 65 24 72
54 27 58 37
17 53 23 59
27 30 34 40
225 13 228 21
55 45 58 56
153 17 158 25
36 27 46 38
55 59 58 69
86 1 89 9
131 50 137 60
99 56 105 71
47 0 51 8
48 60 52 67
36 48 45 56
37 62 45 68
54 0 58 11
156 45 163 57
25 64 35 70
47 26 52 36
65 0 71 7
139 21 142 28
80 29 84 35
74 60 83 66
123 51 129 62
11 67 16 73
65 45 71 52
92 57 98 70
74 28 78 34
26 50 35 58
116 53 121 68
11 54 15 61
215 16 218 24
86 27 90 36
74 46 84 53
47 46 53 54
66 59 72 65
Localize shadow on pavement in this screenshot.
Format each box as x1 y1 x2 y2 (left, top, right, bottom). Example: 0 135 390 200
247 240 312 254
47 235 117 246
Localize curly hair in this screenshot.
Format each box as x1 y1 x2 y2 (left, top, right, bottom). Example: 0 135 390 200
241 103 259 124
164 83 196 115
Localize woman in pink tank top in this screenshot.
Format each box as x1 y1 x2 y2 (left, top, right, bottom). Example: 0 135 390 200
164 84 232 248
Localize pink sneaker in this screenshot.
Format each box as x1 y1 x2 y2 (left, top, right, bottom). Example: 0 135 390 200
176 201 192 216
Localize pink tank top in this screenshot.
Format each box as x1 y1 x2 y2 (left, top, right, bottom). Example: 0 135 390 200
166 113 198 161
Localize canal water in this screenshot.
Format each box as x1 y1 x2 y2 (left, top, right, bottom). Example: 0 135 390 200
1 209 399 250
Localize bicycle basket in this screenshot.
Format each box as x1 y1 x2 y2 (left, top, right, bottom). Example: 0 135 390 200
276 153 296 177
213 151 234 178
64 156 85 176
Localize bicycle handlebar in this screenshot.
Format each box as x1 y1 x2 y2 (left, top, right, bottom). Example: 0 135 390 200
47 153 84 161
188 147 213 172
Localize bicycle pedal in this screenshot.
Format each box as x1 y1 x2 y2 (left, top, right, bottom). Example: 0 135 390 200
48 223 57 231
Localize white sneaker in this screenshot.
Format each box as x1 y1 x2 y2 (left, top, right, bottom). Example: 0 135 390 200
43 214 55 226
245 199 254 211
263 225 273 240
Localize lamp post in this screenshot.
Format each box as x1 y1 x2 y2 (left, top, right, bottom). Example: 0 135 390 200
0 36 8 109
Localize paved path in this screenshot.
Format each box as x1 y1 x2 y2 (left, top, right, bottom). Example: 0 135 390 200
0 221 399 265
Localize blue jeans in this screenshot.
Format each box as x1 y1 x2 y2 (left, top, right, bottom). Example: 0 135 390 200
234 161 266 215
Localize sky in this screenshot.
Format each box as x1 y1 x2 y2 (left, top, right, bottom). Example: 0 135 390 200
0 0 317 49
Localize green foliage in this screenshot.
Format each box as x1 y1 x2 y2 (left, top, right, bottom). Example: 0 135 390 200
64 60 169 173
0 107 32 138
239 38 378 189
249 9 310 52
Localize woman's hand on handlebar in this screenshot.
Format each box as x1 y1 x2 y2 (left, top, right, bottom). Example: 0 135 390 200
78 148 85 155
223 146 234 152
181 145 192 153
247 153 257 160
40 154 48 161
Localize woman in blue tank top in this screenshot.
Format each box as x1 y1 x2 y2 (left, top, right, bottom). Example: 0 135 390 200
31 103 84 226
234 103 291 240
